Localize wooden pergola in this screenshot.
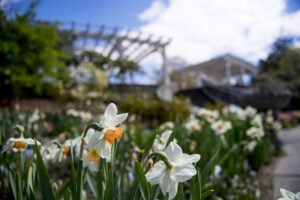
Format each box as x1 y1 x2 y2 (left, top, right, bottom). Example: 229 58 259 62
43 21 172 84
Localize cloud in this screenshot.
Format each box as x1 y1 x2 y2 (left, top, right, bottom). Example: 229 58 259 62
139 0 167 21
0 0 22 8
138 0 300 70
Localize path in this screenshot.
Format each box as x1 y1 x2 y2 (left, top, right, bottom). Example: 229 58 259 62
273 125 300 199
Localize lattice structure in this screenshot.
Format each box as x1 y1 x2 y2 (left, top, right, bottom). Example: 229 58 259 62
43 21 172 84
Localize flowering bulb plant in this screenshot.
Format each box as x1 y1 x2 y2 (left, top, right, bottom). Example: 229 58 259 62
0 103 283 200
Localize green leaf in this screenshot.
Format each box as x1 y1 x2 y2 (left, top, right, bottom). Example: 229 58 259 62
104 139 117 199
128 180 138 200
141 130 157 164
86 173 97 198
63 188 71 200
196 171 201 200
56 180 71 200
9 171 17 200
16 172 23 200
34 140 55 200
150 185 160 200
27 165 37 198
165 130 176 150
70 144 77 200
190 176 196 200
201 189 214 199
174 185 184 200
201 149 219 184
135 160 150 200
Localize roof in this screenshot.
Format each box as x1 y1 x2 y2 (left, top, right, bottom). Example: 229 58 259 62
178 54 258 74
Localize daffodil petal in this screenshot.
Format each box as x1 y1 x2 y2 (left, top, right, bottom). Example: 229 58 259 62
86 131 105 152
96 140 111 161
280 188 296 198
83 151 88 168
296 192 300 199
177 154 200 165
164 142 182 162
110 113 128 127
161 130 172 141
170 163 197 182
146 161 166 185
159 173 178 199
85 129 95 139
88 162 99 172
104 103 118 118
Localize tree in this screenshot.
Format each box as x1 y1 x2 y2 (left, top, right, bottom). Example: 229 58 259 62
253 38 300 95
0 5 69 104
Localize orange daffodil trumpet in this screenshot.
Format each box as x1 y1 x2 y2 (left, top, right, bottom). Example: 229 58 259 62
85 103 128 161
2 136 41 153
83 148 101 172
146 141 200 199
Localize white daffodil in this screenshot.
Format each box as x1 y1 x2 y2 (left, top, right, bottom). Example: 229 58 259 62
246 127 264 139
83 148 100 172
244 106 257 117
266 115 274 124
251 114 263 128
153 130 172 151
278 188 300 200
198 109 219 123
41 143 61 163
86 103 128 160
58 139 73 162
236 110 247 121
79 111 93 122
244 140 257 152
67 109 79 117
28 109 40 124
159 121 174 131
211 120 232 135
213 165 222 179
2 137 41 153
146 142 200 199
272 121 282 132
184 119 201 133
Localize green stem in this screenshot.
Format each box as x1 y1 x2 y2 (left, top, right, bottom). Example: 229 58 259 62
11 125 25 137
146 152 173 169
76 123 103 200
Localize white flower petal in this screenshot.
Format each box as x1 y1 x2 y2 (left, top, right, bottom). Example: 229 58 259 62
85 131 105 151
146 161 166 185
85 129 95 139
176 153 200 165
96 140 111 161
104 103 118 118
164 142 182 162
170 163 197 182
280 188 295 199
110 113 128 127
159 173 178 199
88 162 99 172
82 151 88 168
161 130 172 141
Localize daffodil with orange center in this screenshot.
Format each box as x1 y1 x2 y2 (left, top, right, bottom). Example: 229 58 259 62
83 148 101 172
86 103 128 161
2 136 41 153
184 119 201 133
211 120 232 135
